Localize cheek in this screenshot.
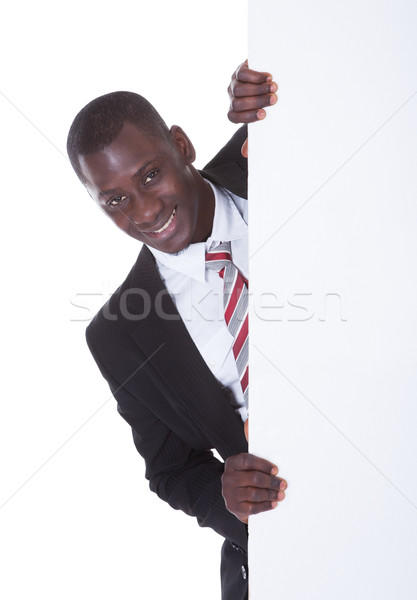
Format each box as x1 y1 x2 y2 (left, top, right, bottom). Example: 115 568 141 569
163 166 195 200
170 177 198 218
159 174 186 199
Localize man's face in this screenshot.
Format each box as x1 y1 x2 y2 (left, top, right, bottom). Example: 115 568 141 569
79 122 214 254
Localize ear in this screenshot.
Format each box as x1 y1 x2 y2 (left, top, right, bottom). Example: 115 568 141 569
169 125 196 164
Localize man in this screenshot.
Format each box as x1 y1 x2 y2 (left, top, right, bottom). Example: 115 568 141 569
67 61 286 600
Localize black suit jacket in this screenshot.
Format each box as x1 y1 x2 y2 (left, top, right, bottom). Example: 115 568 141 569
86 125 249 551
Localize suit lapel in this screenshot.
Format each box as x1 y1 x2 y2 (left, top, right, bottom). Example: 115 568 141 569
128 246 247 459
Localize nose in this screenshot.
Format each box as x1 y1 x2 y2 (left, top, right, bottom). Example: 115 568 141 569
130 193 164 230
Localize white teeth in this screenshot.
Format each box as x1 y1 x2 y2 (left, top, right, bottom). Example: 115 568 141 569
152 209 176 233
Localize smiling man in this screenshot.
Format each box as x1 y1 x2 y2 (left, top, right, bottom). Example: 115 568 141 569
77 116 214 255
67 62 285 600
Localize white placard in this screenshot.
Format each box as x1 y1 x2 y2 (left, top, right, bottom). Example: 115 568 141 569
249 2 417 598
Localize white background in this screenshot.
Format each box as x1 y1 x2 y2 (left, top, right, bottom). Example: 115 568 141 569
0 2 246 598
249 1 417 598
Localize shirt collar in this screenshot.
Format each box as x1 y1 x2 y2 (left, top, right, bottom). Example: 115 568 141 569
148 180 247 283
205 180 247 248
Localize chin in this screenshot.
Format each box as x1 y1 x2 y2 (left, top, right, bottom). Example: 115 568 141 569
169 244 190 256
161 229 193 255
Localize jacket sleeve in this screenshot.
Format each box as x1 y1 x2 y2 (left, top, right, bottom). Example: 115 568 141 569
86 330 248 552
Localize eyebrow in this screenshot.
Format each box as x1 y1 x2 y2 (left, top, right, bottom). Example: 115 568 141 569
97 155 164 199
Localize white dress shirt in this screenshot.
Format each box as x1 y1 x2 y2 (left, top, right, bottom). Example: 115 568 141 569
149 180 248 422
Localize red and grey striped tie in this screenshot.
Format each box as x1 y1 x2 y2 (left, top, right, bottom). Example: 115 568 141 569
205 241 249 408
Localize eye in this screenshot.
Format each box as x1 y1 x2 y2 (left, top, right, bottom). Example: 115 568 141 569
144 169 159 185
108 194 127 207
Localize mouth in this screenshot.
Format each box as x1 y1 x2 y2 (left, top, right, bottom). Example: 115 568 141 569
145 208 177 239
151 208 176 233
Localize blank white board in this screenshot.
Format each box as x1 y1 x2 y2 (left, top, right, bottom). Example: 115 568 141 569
248 2 417 598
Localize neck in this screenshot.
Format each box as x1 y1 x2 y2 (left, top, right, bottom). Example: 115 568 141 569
189 166 215 243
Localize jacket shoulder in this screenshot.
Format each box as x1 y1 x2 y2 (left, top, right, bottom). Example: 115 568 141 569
200 125 248 199
85 246 155 361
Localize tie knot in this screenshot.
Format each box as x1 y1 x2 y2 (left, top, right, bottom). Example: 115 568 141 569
205 241 233 271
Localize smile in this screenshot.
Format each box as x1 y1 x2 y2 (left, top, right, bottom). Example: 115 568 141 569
150 208 176 234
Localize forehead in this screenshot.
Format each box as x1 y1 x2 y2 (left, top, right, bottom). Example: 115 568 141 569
79 121 171 188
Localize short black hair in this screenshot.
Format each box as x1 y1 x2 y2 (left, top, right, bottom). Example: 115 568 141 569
67 91 171 183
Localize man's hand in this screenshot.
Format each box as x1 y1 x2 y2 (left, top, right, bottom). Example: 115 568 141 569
227 60 278 157
228 60 278 124
222 452 287 524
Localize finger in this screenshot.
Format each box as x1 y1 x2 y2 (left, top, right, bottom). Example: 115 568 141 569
235 61 273 84
241 138 248 158
230 93 277 115
228 108 266 124
231 79 278 98
244 418 249 441
236 485 283 504
227 453 278 475
233 510 249 523
232 471 287 492
240 499 279 517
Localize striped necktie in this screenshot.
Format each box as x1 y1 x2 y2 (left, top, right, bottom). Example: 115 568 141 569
205 241 249 408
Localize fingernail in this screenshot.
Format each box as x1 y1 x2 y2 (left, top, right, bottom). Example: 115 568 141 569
266 75 272 82
257 109 266 120
271 501 278 508
280 481 287 490
270 94 277 105
270 83 278 92
271 466 278 475
278 491 285 501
